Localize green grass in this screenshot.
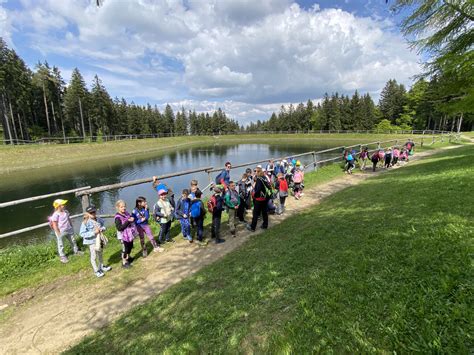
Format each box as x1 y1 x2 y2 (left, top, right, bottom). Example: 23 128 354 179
0 141 458 298
66 145 473 354
0 133 434 175
0 162 346 299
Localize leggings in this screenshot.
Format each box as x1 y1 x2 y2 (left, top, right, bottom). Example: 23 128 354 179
179 218 192 241
137 224 158 248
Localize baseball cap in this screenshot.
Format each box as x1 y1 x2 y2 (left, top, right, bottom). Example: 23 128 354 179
86 205 97 213
53 199 68 208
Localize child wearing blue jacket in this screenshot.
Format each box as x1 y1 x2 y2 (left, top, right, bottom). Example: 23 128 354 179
79 205 112 278
175 189 193 243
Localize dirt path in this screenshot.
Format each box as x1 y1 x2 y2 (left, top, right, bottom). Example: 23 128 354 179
0 145 462 354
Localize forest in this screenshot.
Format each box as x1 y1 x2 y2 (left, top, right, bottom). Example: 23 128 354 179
0 31 472 142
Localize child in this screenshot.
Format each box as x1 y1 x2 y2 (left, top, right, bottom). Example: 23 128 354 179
190 189 206 244
392 147 400 165
50 199 83 263
371 150 380 172
345 151 355 174
237 173 249 223
247 167 271 232
384 148 393 168
359 147 369 171
152 176 176 208
79 205 111 277
275 173 289 214
245 168 254 210
153 190 175 244
293 163 304 199
175 189 193 243
378 149 385 168
209 186 225 244
114 200 137 269
189 179 199 199
132 196 162 256
224 181 240 237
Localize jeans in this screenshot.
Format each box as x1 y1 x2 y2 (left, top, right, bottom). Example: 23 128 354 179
193 216 204 241
159 221 172 243
211 213 222 240
251 199 268 230
56 229 78 257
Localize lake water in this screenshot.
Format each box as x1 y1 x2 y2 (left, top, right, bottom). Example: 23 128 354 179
0 141 345 248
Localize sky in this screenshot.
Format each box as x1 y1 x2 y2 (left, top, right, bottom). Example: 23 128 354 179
0 0 421 125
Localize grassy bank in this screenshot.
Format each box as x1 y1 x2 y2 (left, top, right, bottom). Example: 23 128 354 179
0 133 433 175
66 144 473 353
0 141 460 298
0 160 350 299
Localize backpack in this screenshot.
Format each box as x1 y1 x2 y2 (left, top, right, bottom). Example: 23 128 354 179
293 171 303 183
191 200 204 218
207 195 217 213
278 179 289 197
215 170 225 184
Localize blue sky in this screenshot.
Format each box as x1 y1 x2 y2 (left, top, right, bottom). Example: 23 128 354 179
0 0 420 124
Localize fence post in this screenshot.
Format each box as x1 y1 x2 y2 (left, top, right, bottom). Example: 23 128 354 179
81 195 90 213
377 142 381 149
432 136 435 145
312 152 317 171
421 137 424 147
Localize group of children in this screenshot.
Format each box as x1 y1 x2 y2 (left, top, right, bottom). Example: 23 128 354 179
49 158 307 277
344 140 416 173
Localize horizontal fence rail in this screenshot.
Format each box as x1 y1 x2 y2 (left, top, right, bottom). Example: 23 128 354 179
0 133 458 239
0 186 92 208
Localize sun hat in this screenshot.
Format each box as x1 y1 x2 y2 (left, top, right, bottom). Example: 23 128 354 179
53 199 68 208
158 189 168 196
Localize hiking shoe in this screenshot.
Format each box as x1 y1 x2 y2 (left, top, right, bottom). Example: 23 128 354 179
154 247 164 253
60 256 69 264
246 224 255 232
101 265 112 272
95 271 105 278
142 249 148 258
215 238 225 244
74 250 84 256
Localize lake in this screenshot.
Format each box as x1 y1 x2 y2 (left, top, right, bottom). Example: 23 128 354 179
0 141 345 247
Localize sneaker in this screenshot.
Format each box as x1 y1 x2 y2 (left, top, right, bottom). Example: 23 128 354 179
154 247 164 253
128 256 135 264
260 226 268 230
167 239 176 244
142 249 148 258
95 271 105 278
74 250 84 256
60 256 69 264
215 238 225 244
198 240 208 246
246 224 255 232
101 265 112 272
122 262 132 269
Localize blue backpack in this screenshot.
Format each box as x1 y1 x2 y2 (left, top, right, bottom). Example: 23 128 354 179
190 200 204 218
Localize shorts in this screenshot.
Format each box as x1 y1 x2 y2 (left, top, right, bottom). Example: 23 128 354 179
122 240 133 255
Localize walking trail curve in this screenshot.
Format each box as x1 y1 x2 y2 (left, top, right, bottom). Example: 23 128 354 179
0 145 463 354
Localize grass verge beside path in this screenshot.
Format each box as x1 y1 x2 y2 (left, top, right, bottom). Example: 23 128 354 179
68 144 473 353
0 141 461 299
0 133 432 175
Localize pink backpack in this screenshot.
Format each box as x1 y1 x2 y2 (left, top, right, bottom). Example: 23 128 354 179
293 171 303 183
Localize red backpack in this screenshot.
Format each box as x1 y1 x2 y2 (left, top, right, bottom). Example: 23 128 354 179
279 179 288 192
207 195 217 213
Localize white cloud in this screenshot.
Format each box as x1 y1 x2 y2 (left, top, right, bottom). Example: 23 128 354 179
3 0 421 123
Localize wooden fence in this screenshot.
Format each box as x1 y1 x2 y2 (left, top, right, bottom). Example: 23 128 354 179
0 133 458 239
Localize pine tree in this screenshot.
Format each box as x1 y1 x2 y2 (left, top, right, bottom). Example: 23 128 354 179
63 68 89 138
379 79 407 124
90 75 115 136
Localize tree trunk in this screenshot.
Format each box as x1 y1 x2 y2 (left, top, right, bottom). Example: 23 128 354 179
8 99 18 141
1 94 13 144
79 97 86 140
457 113 463 133
450 117 455 132
42 82 51 135
51 101 58 133
18 113 24 140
